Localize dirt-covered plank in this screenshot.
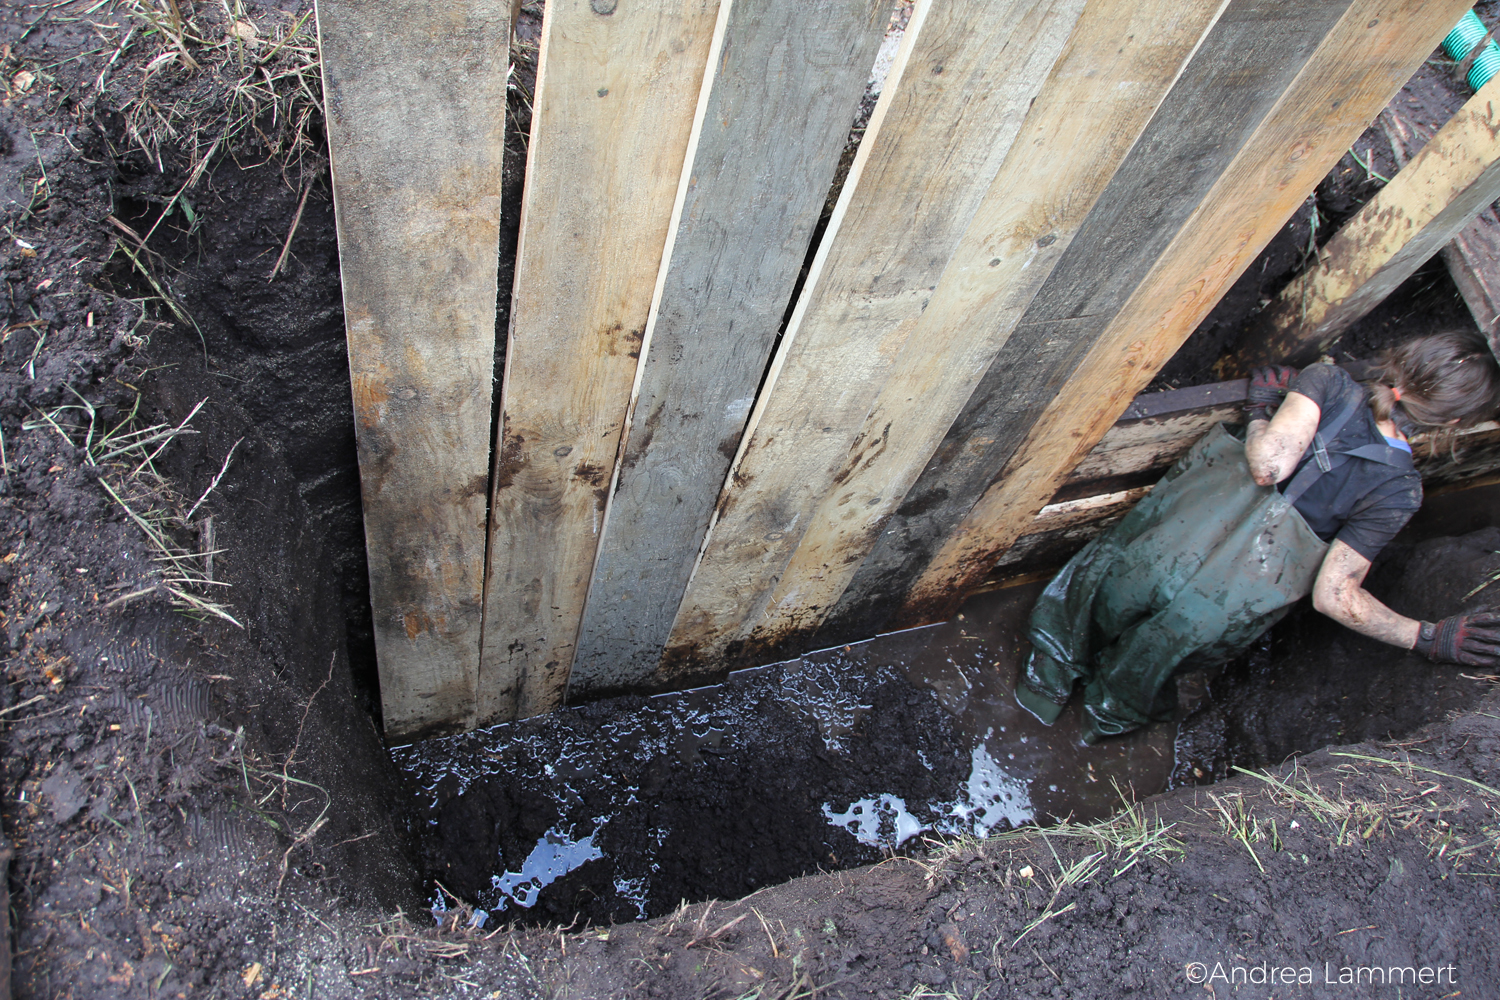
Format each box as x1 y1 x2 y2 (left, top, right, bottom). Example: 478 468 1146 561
563 0 891 699
734 0 1225 664
1231 75 1500 370
894 0 1471 629
1383 106 1500 359
816 0 1354 647
318 0 510 738
479 0 719 722
654 0 1087 683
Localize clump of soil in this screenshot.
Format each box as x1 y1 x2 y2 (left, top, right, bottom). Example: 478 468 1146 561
1 2 1498 998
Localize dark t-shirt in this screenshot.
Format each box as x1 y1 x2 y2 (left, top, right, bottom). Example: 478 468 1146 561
1282 364 1422 560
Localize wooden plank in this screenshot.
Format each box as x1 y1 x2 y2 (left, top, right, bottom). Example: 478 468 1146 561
817 0 1352 647
1056 406 1241 499
994 418 1500 576
736 0 1226 663
1441 207 1500 352
1231 75 1500 370
1383 107 1500 359
654 0 1088 682
992 488 1152 573
318 0 509 738
478 0 720 723
565 0 891 698
894 0 1472 629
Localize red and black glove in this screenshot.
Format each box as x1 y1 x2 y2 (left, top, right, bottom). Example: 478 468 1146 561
1413 611 1500 667
1245 365 1297 422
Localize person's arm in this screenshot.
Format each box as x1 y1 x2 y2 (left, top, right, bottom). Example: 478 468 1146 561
1310 540 1420 648
1244 391 1321 486
1313 541 1500 664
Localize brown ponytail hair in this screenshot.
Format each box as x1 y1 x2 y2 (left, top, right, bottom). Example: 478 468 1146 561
1369 330 1500 431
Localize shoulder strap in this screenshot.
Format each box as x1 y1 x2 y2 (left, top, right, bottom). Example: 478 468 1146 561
1280 394 1365 505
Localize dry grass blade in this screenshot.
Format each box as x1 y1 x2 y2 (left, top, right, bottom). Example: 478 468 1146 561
1330 751 1500 799
31 388 244 628
114 2 322 171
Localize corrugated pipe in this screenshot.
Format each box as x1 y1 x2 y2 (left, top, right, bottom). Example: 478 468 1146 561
1442 9 1500 92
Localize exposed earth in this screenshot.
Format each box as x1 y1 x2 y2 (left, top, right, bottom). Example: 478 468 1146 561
1 3 1498 999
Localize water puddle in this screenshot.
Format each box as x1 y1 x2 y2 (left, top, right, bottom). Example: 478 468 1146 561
492 827 604 910
393 580 1175 923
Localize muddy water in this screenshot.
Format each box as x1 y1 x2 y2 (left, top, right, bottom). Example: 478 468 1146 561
393 582 1176 925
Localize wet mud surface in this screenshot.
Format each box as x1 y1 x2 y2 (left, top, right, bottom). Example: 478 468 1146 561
399 591 1175 927
1 2 1498 998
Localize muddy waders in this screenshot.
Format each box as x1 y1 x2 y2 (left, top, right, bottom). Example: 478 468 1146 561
1015 416 1375 744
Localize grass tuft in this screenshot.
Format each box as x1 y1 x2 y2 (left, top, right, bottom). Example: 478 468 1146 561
24 388 241 626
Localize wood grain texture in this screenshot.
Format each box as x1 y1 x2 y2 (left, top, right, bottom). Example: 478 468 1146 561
818 0 1345 647
741 0 1224 661
896 0 1473 627
994 417 1500 574
1233 75 1500 370
563 0 891 698
479 0 719 723
654 0 1086 682
318 0 509 738
1383 106 1500 360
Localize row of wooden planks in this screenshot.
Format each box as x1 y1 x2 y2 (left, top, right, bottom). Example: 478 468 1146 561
320 0 1473 738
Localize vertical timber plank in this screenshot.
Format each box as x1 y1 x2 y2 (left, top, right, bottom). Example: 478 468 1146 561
656 0 1087 682
821 0 1347 645
1231 75 1500 370
745 0 1225 660
898 0 1472 626
479 0 720 722
566 0 891 698
318 1 509 738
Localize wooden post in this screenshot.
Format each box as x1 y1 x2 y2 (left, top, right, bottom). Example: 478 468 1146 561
656 0 1088 683
1228 75 1500 372
893 0 1471 629
478 0 719 723
737 0 1225 662
318 0 510 738
819 0 1359 644
565 0 892 699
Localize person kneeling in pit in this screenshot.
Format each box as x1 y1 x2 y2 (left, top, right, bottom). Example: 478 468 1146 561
1015 330 1500 743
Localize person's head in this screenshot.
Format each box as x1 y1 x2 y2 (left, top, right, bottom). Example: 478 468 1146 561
1369 330 1500 430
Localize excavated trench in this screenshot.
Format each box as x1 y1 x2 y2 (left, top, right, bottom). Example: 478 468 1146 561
4 8 1497 976
104 113 1499 929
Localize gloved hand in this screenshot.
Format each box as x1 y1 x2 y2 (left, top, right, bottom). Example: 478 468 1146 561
1245 365 1297 421
1413 611 1500 666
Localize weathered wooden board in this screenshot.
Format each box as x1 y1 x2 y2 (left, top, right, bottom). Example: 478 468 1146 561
479 0 720 723
1232 74 1500 370
655 0 1088 683
992 487 1152 573
565 0 891 698
318 0 510 738
818 0 1353 647
739 0 1225 662
1382 106 1500 360
895 0 1472 628
993 417 1500 577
